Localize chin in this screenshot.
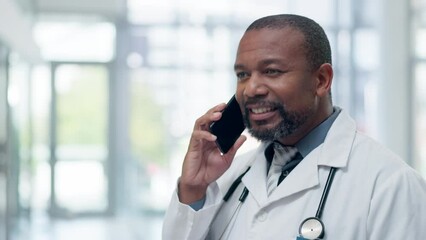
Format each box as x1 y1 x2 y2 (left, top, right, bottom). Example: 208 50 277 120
247 126 278 142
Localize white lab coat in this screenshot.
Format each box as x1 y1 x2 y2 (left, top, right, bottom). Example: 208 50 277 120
162 109 426 240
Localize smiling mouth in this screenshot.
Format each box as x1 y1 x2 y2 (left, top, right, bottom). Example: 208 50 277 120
246 106 278 123
250 107 275 114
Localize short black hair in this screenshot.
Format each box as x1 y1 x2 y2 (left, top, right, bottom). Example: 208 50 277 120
246 14 332 71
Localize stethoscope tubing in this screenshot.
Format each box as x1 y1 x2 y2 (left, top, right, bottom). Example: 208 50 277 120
223 167 250 202
315 167 337 219
222 165 338 240
298 167 337 239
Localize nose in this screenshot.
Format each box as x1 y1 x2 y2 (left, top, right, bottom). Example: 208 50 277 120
242 73 268 98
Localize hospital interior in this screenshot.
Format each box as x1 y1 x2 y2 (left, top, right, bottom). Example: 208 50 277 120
0 0 425 239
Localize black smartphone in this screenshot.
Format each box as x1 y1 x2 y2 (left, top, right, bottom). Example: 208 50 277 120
209 95 246 154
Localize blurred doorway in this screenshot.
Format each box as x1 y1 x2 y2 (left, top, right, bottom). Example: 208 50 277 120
49 63 109 217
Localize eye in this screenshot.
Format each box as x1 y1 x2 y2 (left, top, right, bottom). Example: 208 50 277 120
236 71 250 80
264 69 283 76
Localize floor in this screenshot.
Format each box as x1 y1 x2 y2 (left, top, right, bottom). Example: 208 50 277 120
10 212 164 240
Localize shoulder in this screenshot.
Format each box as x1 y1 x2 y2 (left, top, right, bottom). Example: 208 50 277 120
348 130 426 191
351 130 408 169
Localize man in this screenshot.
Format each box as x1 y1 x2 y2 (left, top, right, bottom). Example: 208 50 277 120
162 14 426 239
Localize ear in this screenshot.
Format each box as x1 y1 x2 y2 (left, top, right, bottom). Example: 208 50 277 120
315 63 333 97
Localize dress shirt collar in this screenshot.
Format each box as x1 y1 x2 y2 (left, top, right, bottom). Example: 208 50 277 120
264 107 341 160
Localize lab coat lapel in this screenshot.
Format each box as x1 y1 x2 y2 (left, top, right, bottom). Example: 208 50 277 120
269 147 320 202
317 109 356 167
240 109 356 205
267 110 357 202
241 149 269 205
241 143 323 205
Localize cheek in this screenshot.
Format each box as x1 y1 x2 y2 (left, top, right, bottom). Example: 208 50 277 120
270 81 315 107
235 85 245 101
268 81 297 100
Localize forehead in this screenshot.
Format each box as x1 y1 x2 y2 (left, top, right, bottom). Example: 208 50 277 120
236 27 306 65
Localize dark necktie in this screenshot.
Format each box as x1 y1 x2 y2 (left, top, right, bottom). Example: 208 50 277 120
266 143 299 196
277 151 303 185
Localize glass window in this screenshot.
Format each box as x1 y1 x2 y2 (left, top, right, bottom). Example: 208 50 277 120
353 29 380 133
413 3 426 178
127 0 176 24
31 65 51 211
415 29 426 59
0 43 8 240
7 52 33 213
0 44 7 144
54 64 108 213
33 20 116 62
414 63 426 176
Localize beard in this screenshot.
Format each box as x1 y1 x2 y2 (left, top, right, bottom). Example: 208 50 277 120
243 101 311 142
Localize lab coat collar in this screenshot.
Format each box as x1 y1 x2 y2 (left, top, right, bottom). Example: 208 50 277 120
316 108 356 168
242 109 356 204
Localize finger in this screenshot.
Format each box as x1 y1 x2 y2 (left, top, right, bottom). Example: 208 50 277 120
223 135 247 161
193 103 227 131
188 129 217 150
212 102 227 111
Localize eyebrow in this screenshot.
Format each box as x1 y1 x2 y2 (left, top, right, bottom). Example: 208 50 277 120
234 58 284 71
234 63 245 71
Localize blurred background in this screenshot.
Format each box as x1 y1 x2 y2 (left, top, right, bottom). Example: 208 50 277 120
0 0 425 239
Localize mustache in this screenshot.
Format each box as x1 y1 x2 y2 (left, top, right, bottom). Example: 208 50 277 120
243 97 282 108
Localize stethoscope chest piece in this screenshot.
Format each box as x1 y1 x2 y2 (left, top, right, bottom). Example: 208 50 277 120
299 217 324 239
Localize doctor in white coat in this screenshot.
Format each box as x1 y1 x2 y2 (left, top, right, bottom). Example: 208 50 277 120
162 14 426 240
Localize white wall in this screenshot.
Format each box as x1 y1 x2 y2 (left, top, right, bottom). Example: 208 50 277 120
36 0 125 19
0 0 40 62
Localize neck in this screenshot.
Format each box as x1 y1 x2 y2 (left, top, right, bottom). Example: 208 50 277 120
278 104 333 146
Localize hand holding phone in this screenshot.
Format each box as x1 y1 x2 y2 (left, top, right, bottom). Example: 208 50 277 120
209 95 246 154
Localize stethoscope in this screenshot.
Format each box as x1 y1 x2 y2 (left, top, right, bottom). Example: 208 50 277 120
222 166 337 240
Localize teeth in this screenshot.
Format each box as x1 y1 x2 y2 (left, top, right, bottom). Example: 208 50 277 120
251 107 272 114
